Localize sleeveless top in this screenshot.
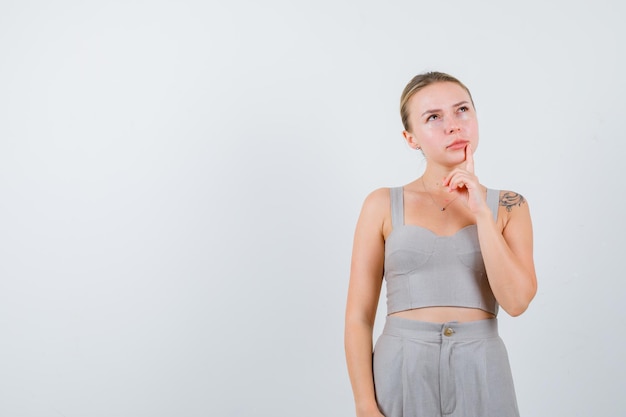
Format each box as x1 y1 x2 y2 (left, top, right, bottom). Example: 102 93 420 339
384 187 500 316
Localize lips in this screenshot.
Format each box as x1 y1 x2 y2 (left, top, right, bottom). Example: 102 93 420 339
446 140 469 150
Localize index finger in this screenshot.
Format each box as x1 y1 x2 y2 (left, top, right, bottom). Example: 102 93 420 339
465 143 475 173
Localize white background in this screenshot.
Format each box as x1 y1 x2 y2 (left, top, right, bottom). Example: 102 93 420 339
0 1 624 416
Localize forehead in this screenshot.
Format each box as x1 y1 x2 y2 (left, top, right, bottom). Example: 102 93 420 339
409 82 471 112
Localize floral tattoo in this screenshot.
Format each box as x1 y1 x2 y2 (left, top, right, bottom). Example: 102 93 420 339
499 192 526 212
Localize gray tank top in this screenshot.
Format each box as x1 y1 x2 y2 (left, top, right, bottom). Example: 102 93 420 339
384 187 500 315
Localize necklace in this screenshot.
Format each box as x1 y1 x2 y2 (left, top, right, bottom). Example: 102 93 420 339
421 177 459 212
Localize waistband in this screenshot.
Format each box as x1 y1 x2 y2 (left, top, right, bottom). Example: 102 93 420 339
382 316 499 341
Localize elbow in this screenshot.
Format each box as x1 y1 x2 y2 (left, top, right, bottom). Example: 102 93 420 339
506 304 528 317
503 285 537 317
503 298 531 317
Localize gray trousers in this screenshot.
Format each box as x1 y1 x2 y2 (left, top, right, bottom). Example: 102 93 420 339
373 317 520 417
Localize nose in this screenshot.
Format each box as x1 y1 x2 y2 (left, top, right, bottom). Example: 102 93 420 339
445 120 461 134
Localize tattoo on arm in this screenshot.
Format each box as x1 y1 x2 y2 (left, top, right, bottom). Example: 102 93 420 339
499 192 526 212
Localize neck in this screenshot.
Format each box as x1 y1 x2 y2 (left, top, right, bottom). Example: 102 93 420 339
421 166 456 191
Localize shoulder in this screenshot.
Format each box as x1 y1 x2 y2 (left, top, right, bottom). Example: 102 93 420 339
497 190 529 213
494 189 531 232
356 187 395 234
356 188 391 242
361 187 392 214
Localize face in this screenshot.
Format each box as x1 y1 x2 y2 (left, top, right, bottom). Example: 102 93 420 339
403 81 479 167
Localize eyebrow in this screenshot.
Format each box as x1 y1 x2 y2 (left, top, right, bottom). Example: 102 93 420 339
421 101 471 117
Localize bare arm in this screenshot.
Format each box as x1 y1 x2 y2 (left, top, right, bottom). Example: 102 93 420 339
344 189 388 417
475 192 537 316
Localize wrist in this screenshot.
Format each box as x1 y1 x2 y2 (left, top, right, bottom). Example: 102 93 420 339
356 401 381 415
474 207 494 224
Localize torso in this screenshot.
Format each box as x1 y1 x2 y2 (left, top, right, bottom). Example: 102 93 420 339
383 180 506 324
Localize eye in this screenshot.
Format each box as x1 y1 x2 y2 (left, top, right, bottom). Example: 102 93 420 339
458 105 469 112
426 114 439 122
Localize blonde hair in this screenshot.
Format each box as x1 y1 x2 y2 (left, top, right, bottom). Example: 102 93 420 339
400 71 475 131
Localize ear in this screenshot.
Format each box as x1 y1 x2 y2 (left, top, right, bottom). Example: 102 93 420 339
403 130 420 150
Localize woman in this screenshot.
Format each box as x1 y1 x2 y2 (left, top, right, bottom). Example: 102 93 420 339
344 72 537 417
